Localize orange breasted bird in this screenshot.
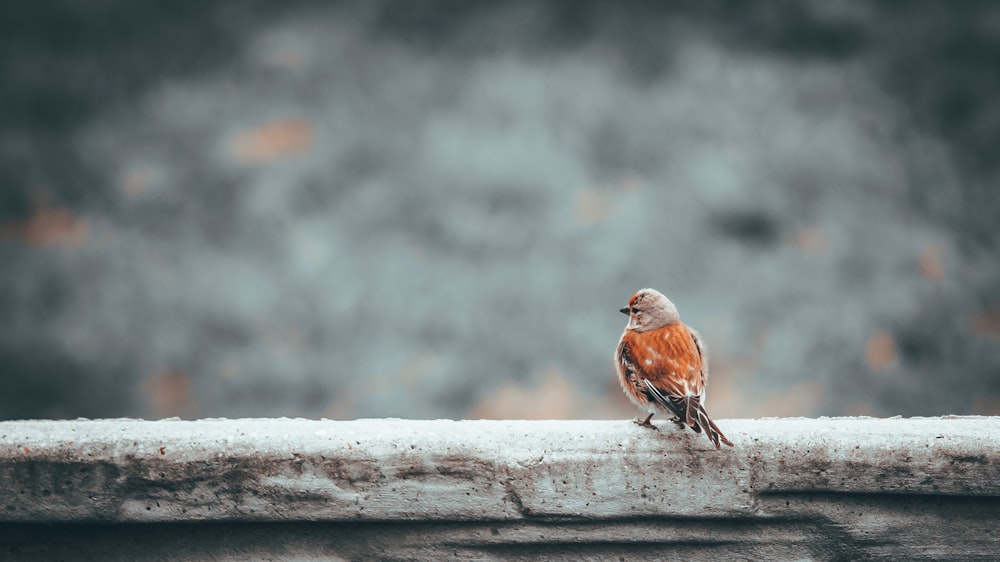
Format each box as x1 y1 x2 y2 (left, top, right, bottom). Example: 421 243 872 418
615 288 734 449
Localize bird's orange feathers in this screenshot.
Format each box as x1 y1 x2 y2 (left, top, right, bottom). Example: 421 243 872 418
618 323 706 400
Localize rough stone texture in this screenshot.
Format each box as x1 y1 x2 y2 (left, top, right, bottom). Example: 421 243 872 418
1 417 998 560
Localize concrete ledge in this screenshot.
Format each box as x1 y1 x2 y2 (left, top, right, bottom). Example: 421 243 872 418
1 417 998 559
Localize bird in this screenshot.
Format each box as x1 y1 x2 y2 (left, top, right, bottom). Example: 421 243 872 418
615 288 734 449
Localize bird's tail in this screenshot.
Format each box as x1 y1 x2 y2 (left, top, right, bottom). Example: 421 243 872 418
684 397 734 450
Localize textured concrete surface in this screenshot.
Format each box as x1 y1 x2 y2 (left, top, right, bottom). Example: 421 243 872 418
1 417 998 560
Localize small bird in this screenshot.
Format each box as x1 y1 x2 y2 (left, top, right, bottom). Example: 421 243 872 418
615 288 734 449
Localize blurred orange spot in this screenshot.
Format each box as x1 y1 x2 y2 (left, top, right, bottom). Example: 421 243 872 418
573 187 614 226
1 204 89 250
865 330 897 373
842 401 874 416
755 327 770 349
751 380 826 417
469 367 673 421
701 376 741 417
411 244 426 261
229 118 314 164
398 353 441 385
263 47 305 71
145 369 195 419
618 175 643 192
120 167 154 198
918 242 944 282
970 395 1000 415
601 377 645 418
787 225 827 255
468 368 575 419
217 357 239 381
256 319 305 352
968 307 1000 339
323 389 355 420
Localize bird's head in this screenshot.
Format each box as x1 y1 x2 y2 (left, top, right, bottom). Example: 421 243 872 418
620 288 680 332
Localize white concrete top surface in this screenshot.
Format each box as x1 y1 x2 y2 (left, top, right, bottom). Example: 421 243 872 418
1 416 997 523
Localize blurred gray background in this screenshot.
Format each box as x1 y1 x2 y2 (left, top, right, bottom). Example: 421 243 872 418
2 1 999 421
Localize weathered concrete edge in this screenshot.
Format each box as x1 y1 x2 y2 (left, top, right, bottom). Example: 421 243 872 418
1 416 997 523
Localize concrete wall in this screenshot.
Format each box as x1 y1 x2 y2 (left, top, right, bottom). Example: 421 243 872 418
1 417 997 560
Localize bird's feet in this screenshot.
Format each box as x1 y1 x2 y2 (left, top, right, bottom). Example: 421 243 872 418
632 414 658 430
669 416 686 429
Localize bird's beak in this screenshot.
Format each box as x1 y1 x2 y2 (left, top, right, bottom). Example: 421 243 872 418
619 307 630 315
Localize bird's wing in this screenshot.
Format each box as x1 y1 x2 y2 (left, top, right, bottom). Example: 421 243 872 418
686 326 709 401
619 337 662 405
642 378 688 420
638 324 704 398
618 338 638 380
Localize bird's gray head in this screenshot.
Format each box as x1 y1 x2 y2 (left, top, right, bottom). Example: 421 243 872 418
620 288 680 332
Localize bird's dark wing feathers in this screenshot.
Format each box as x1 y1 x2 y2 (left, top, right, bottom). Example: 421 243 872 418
619 344 637 379
642 379 733 449
642 379 688 421
687 327 708 384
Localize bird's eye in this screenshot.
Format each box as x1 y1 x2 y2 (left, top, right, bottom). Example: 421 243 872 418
630 307 639 314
